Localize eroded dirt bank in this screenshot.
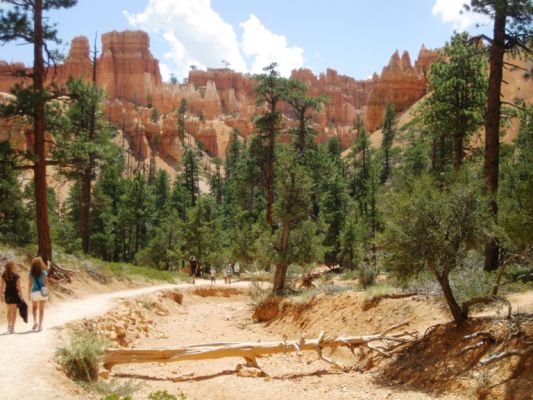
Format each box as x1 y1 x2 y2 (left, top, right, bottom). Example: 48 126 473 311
101 287 532 400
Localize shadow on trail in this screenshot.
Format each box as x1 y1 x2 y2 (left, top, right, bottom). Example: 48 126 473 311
112 367 344 383
112 370 237 382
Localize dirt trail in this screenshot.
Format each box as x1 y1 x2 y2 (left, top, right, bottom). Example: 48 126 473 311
0 280 244 400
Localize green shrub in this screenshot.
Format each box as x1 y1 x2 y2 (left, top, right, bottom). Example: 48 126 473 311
364 284 400 301
357 264 379 288
149 391 187 400
100 395 132 400
84 379 140 398
56 328 108 382
250 278 272 307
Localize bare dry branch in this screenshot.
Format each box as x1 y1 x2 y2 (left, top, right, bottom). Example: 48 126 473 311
104 330 416 371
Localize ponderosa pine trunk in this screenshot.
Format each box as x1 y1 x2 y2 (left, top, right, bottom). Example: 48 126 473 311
483 6 506 272
33 0 52 263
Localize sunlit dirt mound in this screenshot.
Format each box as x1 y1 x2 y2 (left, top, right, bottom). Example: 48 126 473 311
75 289 184 347
190 286 249 297
256 291 532 400
260 292 448 337
380 317 533 400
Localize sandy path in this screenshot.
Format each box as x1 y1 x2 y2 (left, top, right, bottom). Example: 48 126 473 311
0 280 243 400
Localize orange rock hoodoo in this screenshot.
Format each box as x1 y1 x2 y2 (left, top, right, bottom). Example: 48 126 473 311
0 30 438 163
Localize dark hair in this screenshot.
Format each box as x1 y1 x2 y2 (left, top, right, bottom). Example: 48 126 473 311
2 261 17 282
30 257 46 281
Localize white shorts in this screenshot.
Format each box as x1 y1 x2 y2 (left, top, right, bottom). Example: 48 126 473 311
30 291 48 302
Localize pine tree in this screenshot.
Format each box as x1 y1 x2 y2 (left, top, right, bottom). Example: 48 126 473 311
90 152 126 261
182 148 199 206
225 128 242 180
0 142 31 245
270 148 314 293
51 78 115 253
416 32 487 175
381 102 396 183
466 0 533 270
0 0 78 262
152 169 170 227
254 63 288 226
285 79 327 157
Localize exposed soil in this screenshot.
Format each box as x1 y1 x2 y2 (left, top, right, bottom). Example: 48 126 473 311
2 269 531 400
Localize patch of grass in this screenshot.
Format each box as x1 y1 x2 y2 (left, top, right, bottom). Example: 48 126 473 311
342 269 358 280
250 278 272 307
83 379 140 398
100 395 132 400
148 391 187 400
358 264 380 289
364 284 401 301
103 262 181 284
56 328 108 382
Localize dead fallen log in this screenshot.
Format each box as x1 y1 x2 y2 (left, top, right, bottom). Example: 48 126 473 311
104 330 417 371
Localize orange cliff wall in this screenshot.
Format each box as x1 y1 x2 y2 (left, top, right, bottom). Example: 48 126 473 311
364 46 438 131
0 30 438 162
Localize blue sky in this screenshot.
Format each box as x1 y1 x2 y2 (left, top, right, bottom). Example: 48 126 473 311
0 0 491 81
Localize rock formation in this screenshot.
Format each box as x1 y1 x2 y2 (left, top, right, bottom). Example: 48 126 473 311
364 47 438 132
0 30 439 164
97 31 162 105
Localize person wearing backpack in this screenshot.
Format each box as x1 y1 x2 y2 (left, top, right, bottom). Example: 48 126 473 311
1 261 23 334
28 257 49 332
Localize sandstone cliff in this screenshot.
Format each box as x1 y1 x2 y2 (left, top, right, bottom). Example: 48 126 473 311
0 30 439 166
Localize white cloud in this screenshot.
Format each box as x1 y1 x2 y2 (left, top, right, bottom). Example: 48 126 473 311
124 0 305 79
432 0 490 31
124 0 247 79
159 62 171 82
240 15 304 76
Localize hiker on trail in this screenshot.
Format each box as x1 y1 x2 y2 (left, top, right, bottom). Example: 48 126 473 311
224 263 233 284
28 257 48 332
234 262 240 279
189 256 198 285
1 261 24 334
210 265 216 285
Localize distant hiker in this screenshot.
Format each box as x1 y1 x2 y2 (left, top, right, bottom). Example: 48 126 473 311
234 262 241 279
28 257 48 332
189 256 198 285
1 261 23 334
210 266 216 285
224 263 233 284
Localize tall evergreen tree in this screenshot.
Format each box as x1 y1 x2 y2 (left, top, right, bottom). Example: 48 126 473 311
177 98 187 143
0 0 78 262
182 148 199 207
285 79 327 157
417 32 487 175
0 142 31 245
152 169 170 227
466 0 533 270
381 102 396 183
254 63 288 227
51 78 115 253
225 128 242 180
